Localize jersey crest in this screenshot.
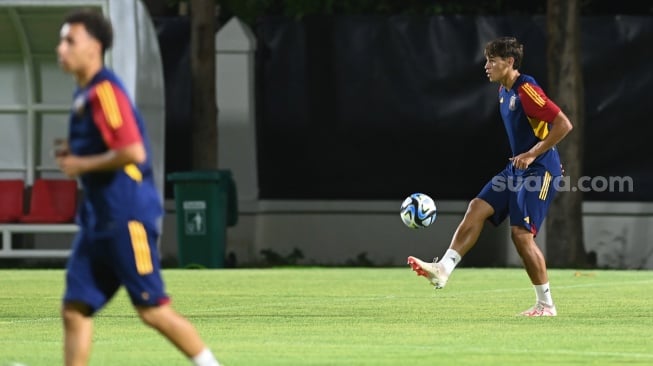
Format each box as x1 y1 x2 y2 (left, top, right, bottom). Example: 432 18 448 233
73 93 86 115
509 94 517 111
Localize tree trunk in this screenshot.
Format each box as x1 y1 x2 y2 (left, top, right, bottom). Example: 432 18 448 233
190 0 218 170
545 0 587 267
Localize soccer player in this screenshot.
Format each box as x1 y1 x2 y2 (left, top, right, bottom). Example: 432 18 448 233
407 37 573 317
55 9 222 365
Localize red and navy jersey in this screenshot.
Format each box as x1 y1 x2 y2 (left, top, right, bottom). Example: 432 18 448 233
499 74 562 175
68 67 162 232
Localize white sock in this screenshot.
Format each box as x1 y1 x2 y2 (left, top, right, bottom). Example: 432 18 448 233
439 249 462 276
191 348 221 366
534 282 553 306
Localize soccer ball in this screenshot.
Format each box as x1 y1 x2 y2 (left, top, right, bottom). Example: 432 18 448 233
400 193 437 229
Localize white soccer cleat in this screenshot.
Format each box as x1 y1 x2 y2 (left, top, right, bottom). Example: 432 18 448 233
520 301 557 317
407 256 449 289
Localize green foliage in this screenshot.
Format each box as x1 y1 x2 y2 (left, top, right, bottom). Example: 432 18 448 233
163 0 541 27
160 1 650 28
344 251 376 267
259 247 305 266
222 0 520 21
163 0 651 24
216 0 272 24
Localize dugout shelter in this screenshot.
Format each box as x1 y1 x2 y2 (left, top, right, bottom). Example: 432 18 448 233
0 0 165 257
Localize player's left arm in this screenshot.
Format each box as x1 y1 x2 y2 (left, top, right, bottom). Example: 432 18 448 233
510 83 573 170
57 81 146 178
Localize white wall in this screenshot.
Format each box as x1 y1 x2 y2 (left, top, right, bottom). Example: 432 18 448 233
159 199 511 267
159 200 653 269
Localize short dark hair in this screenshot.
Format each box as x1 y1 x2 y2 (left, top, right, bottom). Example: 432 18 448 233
64 8 113 55
484 37 524 69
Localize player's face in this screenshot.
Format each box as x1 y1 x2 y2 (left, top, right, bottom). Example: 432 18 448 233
484 56 512 82
56 23 99 74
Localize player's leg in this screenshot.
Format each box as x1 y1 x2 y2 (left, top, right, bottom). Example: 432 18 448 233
408 198 495 287
62 231 120 366
511 226 548 285
62 302 93 366
448 198 496 256
114 221 221 366
509 171 558 316
408 169 509 288
136 305 220 366
511 226 557 316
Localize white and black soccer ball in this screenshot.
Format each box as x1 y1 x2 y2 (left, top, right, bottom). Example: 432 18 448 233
400 193 437 229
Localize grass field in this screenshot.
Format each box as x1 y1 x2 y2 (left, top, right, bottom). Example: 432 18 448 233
1 267 652 365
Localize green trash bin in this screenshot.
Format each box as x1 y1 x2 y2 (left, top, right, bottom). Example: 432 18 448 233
167 170 238 268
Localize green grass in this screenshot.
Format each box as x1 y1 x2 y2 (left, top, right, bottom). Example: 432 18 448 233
1 268 652 365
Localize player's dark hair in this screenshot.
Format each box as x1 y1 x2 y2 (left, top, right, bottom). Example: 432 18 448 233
63 8 113 55
484 37 524 69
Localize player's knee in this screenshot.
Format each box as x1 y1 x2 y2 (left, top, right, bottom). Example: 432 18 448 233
61 302 92 325
136 307 158 327
136 305 170 329
511 226 533 247
465 198 494 222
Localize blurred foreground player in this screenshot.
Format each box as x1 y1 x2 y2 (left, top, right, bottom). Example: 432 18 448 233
407 37 573 317
56 9 221 365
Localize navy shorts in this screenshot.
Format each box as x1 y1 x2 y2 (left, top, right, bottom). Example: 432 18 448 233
63 220 169 314
477 164 560 236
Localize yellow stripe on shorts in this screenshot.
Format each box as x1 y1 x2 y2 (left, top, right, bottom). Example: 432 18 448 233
128 220 153 275
124 164 143 183
539 171 552 201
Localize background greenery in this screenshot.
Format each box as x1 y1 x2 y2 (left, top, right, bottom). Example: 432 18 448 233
157 0 653 26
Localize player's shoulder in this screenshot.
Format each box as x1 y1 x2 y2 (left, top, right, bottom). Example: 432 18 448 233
89 68 125 91
88 69 131 103
516 74 541 89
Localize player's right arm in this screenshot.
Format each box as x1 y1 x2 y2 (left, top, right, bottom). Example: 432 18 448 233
510 82 573 170
56 80 145 178
519 82 573 153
